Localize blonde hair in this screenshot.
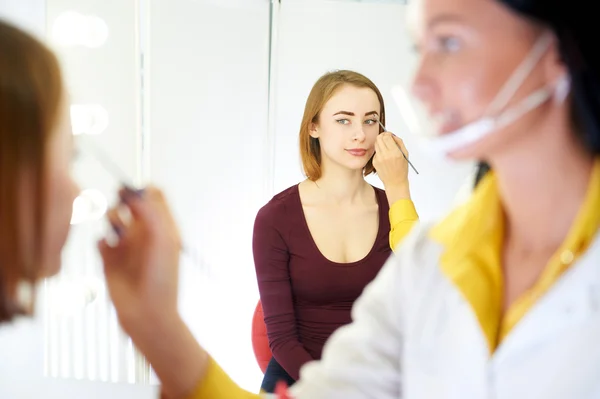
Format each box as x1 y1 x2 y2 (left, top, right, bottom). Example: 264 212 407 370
0 20 63 322
299 70 385 181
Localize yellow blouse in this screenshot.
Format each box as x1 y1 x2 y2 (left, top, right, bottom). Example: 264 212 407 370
389 199 419 251
430 157 600 351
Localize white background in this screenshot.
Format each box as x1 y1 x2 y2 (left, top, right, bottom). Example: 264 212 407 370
147 0 271 390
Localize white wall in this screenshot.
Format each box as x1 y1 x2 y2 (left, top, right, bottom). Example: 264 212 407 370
147 0 270 392
0 0 46 38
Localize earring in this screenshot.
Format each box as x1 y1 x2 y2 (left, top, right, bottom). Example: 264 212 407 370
554 75 571 104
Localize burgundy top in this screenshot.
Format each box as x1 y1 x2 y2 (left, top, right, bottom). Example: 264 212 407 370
252 184 392 380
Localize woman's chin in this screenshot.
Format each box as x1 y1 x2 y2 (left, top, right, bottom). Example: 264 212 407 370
346 156 373 170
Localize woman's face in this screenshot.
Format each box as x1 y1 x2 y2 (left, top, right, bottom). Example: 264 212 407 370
409 0 565 160
311 84 381 173
41 101 79 277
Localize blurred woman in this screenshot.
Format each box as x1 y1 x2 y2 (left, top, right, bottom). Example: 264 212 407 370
0 19 205 399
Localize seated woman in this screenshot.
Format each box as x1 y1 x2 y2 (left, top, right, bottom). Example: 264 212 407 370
253 70 418 392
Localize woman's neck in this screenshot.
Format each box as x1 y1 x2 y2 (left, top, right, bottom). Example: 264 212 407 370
311 163 370 205
492 125 594 252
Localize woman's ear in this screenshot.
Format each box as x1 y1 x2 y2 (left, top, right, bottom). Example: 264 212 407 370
543 34 570 104
554 74 570 104
309 122 319 138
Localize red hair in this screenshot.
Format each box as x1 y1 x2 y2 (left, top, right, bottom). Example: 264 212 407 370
299 70 386 180
0 20 64 322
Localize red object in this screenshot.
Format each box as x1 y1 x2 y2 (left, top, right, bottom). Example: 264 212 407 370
251 300 272 373
275 381 291 399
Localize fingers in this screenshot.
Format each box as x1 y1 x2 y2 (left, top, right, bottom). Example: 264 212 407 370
380 133 397 152
112 185 181 248
100 186 173 272
120 185 182 248
377 132 408 159
100 204 132 269
376 132 392 150
98 237 121 275
393 136 409 158
117 186 173 228
372 148 380 170
98 238 111 259
374 136 383 156
106 206 127 238
118 187 153 220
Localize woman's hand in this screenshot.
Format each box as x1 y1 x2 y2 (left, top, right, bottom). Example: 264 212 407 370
98 187 207 399
373 132 412 204
99 187 181 329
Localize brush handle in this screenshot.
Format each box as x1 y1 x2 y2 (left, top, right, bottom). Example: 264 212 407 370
377 120 419 174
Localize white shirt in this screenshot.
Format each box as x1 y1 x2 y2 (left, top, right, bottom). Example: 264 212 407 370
289 223 600 399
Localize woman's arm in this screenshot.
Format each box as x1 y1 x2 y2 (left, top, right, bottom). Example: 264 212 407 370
388 198 418 251
372 133 419 250
252 203 314 380
183 356 262 399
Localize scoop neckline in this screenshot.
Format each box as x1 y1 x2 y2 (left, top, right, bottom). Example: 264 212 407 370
294 183 385 267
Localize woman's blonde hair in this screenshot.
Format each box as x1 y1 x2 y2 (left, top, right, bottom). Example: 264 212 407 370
299 70 385 181
0 20 64 322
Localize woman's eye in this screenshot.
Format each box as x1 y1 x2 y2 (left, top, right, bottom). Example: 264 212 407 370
437 36 461 52
365 119 377 125
336 119 350 125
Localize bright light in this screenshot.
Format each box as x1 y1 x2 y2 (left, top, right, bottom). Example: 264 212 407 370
51 11 82 47
82 16 109 48
70 104 109 135
52 11 109 48
46 277 103 316
71 189 108 225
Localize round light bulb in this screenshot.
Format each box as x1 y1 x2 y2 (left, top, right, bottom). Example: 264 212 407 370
83 16 109 48
51 11 85 47
70 189 108 225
